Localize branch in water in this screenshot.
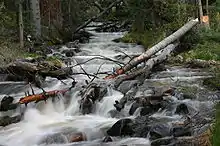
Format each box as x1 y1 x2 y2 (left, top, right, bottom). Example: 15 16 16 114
71 55 125 68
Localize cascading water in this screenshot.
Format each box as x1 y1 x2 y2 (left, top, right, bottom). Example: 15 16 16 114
0 25 218 146
0 26 151 146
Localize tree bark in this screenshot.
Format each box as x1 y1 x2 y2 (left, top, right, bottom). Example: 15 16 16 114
117 19 199 75
18 0 24 48
198 0 203 24
30 0 41 37
74 0 122 33
205 0 210 28
114 43 178 88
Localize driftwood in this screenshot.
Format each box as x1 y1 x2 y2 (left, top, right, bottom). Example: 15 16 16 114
107 18 199 78
74 0 123 33
113 43 178 88
0 61 73 82
79 82 107 114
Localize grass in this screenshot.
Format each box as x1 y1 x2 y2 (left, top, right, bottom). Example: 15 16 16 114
0 39 24 66
212 103 220 146
182 29 220 61
121 29 166 49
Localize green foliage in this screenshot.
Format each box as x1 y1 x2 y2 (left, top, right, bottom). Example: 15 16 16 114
203 67 220 90
182 29 220 61
23 53 41 58
212 103 220 146
217 0 220 12
121 29 165 48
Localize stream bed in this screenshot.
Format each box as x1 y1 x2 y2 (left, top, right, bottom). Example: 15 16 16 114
0 26 219 146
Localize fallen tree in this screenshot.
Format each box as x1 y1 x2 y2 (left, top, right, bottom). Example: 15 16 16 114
74 0 123 33
105 18 199 78
111 43 179 88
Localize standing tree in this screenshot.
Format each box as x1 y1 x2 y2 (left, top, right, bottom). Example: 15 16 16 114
198 0 204 24
18 0 24 48
30 0 41 38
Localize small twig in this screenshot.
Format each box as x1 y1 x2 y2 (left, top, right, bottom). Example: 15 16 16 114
90 62 105 83
74 59 91 79
116 50 132 59
29 82 35 95
71 55 124 68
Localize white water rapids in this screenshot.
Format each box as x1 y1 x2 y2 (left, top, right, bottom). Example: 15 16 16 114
0 26 217 146
0 28 150 146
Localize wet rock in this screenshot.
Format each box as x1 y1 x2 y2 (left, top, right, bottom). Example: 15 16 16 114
1 96 14 105
175 103 189 115
108 109 121 118
140 106 155 116
69 132 86 142
102 136 113 142
39 133 68 144
132 116 152 137
107 118 134 136
151 137 174 146
65 41 80 49
0 115 22 126
80 97 93 115
0 96 18 111
129 101 142 115
114 100 124 112
117 80 140 94
79 37 89 44
173 126 192 137
72 31 93 42
62 49 76 57
149 124 172 140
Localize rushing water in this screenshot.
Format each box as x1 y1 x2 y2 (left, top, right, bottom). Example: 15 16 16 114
0 28 151 146
0 26 217 146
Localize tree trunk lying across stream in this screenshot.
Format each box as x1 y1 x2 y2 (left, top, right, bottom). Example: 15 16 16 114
113 43 179 88
106 18 199 78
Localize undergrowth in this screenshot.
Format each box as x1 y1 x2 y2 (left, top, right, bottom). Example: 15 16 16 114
0 39 24 66
212 103 220 146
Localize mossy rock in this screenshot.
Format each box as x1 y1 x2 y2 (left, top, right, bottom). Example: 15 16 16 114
45 57 64 68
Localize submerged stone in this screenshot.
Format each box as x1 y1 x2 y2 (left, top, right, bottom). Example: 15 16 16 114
175 103 189 115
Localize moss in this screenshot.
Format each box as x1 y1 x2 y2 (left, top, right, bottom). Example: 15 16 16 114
212 103 220 146
23 53 42 58
45 56 64 68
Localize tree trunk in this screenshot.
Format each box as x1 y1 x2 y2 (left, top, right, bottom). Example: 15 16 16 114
198 0 203 24
114 43 178 87
30 0 41 37
205 0 210 28
115 18 199 75
18 0 24 48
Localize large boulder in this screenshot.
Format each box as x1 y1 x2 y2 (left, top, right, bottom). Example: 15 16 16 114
0 96 18 111
117 80 140 94
107 118 134 136
149 123 172 140
0 115 22 126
